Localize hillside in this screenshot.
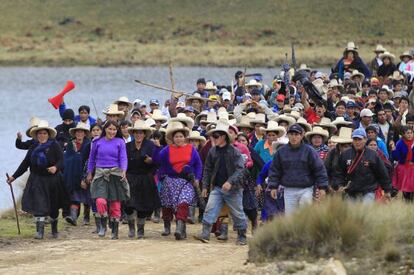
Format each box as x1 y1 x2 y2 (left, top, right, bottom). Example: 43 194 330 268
0 0 412 66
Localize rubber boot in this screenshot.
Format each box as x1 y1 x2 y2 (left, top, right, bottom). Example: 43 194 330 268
111 219 119 240
92 215 100 234
175 220 185 240
194 223 212 243
152 209 161 223
128 217 136 239
34 217 45 240
98 217 107 237
182 222 187 239
161 220 171 236
67 207 78 226
217 223 229 241
83 205 90 225
50 218 58 238
236 229 247 245
137 218 146 239
187 206 196 224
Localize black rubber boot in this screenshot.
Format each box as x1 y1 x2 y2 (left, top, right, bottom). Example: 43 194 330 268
194 223 212 243
92 215 100 234
67 207 78 226
187 206 196 224
51 218 58 238
183 222 187 239
175 220 185 240
152 209 161 223
236 229 247 245
83 205 90 225
111 219 119 240
161 220 171 236
217 223 229 241
137 218 145 239
34 218 45 240
98 217 107 237
128 218 136 239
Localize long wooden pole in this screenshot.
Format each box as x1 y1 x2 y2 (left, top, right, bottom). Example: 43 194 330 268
6 173 21 235
134 79 196 98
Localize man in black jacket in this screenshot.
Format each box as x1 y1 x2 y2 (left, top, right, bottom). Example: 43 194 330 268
195 121 247 245
332 128 392 201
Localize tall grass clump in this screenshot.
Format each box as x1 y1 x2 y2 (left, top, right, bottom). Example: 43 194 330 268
248 197 414 262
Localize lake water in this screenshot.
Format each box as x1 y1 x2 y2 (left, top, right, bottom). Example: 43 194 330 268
0 66 289 212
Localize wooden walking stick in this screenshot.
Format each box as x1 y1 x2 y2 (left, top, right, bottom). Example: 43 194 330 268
6 173 21 235
134 80 194 97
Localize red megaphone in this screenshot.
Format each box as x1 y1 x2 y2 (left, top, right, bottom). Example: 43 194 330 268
48 81 75 109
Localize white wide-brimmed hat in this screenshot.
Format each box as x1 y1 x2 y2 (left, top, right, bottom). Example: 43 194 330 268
128 120 153 138
390 71 404 82
286 110 301 120
69 122 90 137
400 51 413 60
169 113 195 130
305 126 329 142
350 70 364 80
113 96 133 110
379 51 395 62
195 110 209 125
103 104 124 116
245 79 262 88
296 117 312 132
331 127 353 144
144 118 156 128
373 44 386 53
235 116 254 129
205 81 217 91
344 41 358 52
379 85 394 98
166 121 190 143
250 113 266 126
298 63 311 72
188 131 206 143
186 93 206 105
331 117 354 128
200 111 217 126
207 120 232 141
260 121 286 137
26 116 41 137
315 117 337 133
275 114 296 126
151 109 168 123
328 79 344 91
30 120 57 139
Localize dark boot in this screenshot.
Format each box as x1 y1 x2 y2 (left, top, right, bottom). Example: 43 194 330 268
51 218 58 238
83 205 90 225
137 218 145 239
92 215 100 234
161 220 171 236
66 207 78 226
182 222 187 239
236 229 247 245
214 219 222 237
128 217 136 239
98 217 107 237
111 219 119 240
152 209 161 223
251 218 258 234
217 223 228 241
34 217 45 240
194 223 212 243
187 206 196 224
175 220 185 240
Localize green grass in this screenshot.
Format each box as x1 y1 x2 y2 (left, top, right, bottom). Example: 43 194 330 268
248 198 414 274
0 210 34 238
0 0 412 66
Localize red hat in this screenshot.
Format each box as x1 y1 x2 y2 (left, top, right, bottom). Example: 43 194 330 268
276 94 286 101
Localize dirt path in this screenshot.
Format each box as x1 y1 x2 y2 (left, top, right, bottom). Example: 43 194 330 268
0 221 249 275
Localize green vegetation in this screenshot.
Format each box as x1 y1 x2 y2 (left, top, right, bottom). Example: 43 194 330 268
0 0 412 66
0 209 34 238
248 198 414 274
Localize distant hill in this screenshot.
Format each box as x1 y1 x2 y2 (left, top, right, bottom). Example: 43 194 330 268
0 0 412 66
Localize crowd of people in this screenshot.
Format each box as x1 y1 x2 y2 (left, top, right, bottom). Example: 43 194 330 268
6 42 414 245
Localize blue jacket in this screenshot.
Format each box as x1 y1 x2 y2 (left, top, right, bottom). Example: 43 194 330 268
59 103 97 125
392 139 414 164
254 139 273 163
257 160 272 185
376 137 389 159
268 143 328 189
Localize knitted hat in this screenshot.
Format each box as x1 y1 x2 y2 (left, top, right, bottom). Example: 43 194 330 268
62 109 75 121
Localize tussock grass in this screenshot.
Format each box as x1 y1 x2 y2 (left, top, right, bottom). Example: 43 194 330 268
249 198 414 263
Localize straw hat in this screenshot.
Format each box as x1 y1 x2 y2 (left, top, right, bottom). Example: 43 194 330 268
379 85 394 98
390 71 404 82
151 109 168 123
103 104 124 116
286 110 301 120
69 122 90 137
145 118 156 128
188 131 206 143
400 51 413 60
296 117 312 132
186 93 206 105
331 127 353 144
113 96 133 110
217 107 234 120
350 70 364 80
235 116 254 129
29 120 57 139
331 117 354 128
195 110 209 125
305 126 329 142
298 64 311 72
245 79 262 88
328 79 344 91
312 78 328 99
200 111 218 126
344 41 358 52
169 113 194 130
205 81 217 91
166 121 190 143
26 116 41 137
207 120 232 142
260 121 286 137
275 114 296 126
250 113 266 126
373 44 386 53
128 120 153 138
315 117 337 133
379 51 395 62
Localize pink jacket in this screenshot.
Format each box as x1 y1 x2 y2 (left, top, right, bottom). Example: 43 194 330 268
233 141 253 168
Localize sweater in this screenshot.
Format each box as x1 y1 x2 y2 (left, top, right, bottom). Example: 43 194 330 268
392 138 414 164
254 139 274 163
87 137 127 173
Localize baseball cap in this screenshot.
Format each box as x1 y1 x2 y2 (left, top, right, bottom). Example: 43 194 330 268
360 108 374 117
149 99 160 106
208 95 219 102
346 101 357 108
352 128 367 139
139 101 147 107
222 91 231 101
287 124 304 134
276 94 286 102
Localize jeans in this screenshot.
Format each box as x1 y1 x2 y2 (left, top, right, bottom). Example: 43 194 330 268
202 187 247 230
283 186 313 215
347 192 375 203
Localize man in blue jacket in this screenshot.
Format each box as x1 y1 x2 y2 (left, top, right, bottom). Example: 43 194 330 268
268 124 328 214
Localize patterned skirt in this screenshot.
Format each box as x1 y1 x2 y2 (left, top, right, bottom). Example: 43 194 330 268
160 176 195 210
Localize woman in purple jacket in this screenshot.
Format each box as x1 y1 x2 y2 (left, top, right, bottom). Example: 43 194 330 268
87 120 128 239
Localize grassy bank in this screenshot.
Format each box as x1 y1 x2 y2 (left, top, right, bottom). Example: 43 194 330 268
249 198 414 274
0 0 412 66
